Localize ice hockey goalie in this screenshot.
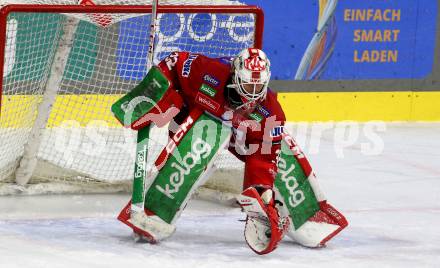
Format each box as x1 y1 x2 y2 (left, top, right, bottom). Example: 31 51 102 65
111 48 348 255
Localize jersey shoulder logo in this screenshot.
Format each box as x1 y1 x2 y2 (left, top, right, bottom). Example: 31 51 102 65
182 54 198 77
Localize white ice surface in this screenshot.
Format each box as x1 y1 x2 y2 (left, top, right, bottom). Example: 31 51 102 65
1 123 440 267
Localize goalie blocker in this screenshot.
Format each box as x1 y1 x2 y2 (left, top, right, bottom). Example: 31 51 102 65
112 66 347 252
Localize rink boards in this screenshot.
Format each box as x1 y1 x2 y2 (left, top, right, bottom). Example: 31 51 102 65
1 91 440 128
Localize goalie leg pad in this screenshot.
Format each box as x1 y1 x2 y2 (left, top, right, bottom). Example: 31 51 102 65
117 112 233 243
237 187 290 255
142 112 232 225
287 201 348 248
274 133 348 247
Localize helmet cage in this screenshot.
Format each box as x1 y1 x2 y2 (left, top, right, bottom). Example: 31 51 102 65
233 73 269 106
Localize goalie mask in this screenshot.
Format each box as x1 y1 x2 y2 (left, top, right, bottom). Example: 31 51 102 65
228 48 271 110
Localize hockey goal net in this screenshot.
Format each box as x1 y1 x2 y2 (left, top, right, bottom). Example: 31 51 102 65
0 0 263 196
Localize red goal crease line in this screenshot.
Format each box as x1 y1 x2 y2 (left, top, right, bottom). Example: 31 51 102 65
0 4 265 115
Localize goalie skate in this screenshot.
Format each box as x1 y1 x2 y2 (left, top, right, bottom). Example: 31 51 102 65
117 200 176 243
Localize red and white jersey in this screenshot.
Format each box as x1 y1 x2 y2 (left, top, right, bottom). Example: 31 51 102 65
158 51 286 189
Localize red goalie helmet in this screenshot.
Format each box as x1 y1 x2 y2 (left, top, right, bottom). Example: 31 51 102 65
230 48 271 110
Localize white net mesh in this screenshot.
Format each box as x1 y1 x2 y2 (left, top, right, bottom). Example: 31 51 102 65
0 2 259 195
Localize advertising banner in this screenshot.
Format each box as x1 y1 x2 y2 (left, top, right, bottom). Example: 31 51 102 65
244 0 438 80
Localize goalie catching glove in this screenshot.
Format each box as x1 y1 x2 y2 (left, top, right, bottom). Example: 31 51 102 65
237 186 290 255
